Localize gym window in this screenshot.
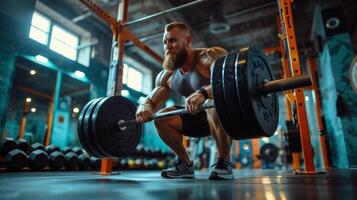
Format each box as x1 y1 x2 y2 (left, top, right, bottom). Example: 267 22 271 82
123 64 144 92
29 10 82 62
49 25 79 61
29 11 51 45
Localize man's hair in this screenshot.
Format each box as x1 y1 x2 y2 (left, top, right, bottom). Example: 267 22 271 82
164 22 192 36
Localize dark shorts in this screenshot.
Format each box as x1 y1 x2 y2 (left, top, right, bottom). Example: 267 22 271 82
174 106 211 138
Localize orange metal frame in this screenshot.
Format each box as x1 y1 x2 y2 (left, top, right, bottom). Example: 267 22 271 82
277 16 294 121
279 0 315 173
79 0 163 175
251 139 261 168
277 14 301 170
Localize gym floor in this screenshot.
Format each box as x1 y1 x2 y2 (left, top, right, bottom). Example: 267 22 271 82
1 169 356 200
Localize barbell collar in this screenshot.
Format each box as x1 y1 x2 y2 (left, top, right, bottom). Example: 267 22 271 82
259 75 312 95
117 100 215 128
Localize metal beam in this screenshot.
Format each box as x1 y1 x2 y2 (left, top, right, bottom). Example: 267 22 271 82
78 0 117 26
196 1 277 29
123 0 208 26
125 1 277 47
16 85 52 100
143 0 207 47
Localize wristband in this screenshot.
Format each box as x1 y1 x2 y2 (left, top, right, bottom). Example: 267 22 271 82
197 87 209 100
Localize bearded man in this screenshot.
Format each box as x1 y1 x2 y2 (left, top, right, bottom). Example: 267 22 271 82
135 22 233 180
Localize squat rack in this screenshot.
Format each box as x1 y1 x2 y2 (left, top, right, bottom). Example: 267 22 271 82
79 0 325 175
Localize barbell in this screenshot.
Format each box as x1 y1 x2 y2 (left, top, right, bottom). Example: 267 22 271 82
77 46 312 158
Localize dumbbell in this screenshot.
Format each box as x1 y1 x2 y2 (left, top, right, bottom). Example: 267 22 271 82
157 160 166 170
49 151 66 170
78 154 90 170
143 159 149 170
127 158 135 169
72 146 83 156
150 159 158 170
90 157 101 170
28 149 49 171
5 149 27 171
16 138 30 153
65 152 79 170
31 143 46 152
0 138 18 155
136 159 143 169
62 147 74 155
46 144 60 155
118 158 128 170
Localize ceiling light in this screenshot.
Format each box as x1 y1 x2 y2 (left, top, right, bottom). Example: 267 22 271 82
26 98 32 103
209 10 230 34
31 108 37 112
30 70 36 75
35 55 49 63
73 107 80 113
305 95 309 101
326 17 340 29
74 70 85 78
243 144 249 151
121 90 129 97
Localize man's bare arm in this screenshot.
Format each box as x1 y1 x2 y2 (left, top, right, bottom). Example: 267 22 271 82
139 70 172 112
200 47 227 99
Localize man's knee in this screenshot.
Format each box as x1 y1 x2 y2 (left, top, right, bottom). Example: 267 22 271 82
154 107 181 132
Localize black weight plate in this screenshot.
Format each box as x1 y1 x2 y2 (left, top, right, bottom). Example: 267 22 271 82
234 48 260 139
77 99 96 156
211 56 237 136
87 97 113 158
83 97 108 157
260 143 279 163
236 47 278 138
92 96 142 158
222 51 250 139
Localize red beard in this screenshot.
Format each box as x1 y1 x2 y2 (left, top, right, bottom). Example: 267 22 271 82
162 48 187 71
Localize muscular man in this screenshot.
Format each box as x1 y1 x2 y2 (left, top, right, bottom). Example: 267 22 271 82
136 22 233 180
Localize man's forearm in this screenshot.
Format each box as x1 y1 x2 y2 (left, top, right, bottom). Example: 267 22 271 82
203 84 213 99
142 86 171 112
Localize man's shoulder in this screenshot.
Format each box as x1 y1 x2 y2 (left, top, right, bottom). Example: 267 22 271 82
198 47 228 65
155 70 173 87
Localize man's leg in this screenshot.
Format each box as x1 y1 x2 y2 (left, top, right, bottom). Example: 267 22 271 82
154 107 195 178
154 107 191 164
206 108 234 179
206 108 232 160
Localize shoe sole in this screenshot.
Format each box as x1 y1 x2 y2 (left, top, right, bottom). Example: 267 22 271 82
161 171 195 179
208 171 234 180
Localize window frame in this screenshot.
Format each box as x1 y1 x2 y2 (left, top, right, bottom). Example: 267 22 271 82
123 63 146 93
29 11 51 45
29 10 82 62
49 24 80 61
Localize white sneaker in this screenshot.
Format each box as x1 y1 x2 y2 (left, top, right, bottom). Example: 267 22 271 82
161 158 195 179
209 158 234 180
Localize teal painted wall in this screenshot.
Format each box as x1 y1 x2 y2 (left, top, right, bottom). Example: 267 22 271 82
0 53 16 135
0 0 109 147
0 0 36 137
318 33 357 168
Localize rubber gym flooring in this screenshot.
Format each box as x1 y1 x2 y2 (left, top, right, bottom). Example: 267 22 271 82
0 169 356 200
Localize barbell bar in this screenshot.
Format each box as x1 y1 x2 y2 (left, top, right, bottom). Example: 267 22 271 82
77 46 313 158
118 74 311 129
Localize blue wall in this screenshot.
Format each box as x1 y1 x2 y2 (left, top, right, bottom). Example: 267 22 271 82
318 33 357 168
0 0 108 147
